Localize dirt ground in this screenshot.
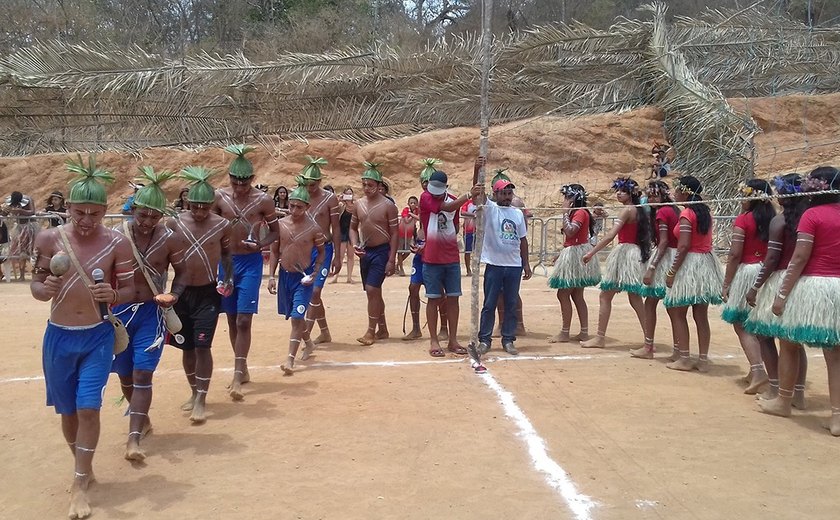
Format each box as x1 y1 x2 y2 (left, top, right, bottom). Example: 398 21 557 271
2 263 840 519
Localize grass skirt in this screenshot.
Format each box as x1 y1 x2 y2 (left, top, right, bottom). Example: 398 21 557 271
663 252 723 308
599 243 646 295
721 262 761 324
744 275 840 348
548 243 601 289
638 246 676 299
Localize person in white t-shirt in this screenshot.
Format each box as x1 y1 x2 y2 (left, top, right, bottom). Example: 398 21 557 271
470 178 532 355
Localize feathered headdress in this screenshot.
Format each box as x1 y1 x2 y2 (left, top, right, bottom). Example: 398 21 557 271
773 175 803 195
66 154 115 205
225 144 256 178
560 184 587 202
738 181 771 199
180 166 217 204
645 181 671 198
611 177 640 195
419 158 441 183
133 166 175 214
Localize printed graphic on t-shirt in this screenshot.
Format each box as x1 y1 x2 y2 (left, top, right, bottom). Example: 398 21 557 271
500 218 519 241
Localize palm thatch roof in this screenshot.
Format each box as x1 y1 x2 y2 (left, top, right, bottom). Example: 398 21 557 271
1 2 839 199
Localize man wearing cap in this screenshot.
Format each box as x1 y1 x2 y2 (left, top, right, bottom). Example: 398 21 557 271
212 144 280 401
350 161 399 345
267 186 326 373
169 166 234 423
30 155 136 520
471 166 532 356
110 167 187 461
297 157 342 348
419 169 472 357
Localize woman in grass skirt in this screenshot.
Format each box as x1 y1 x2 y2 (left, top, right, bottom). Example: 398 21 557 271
580 177 651 348
720 179 775 394
663 176 723 372
754 167 840 435
744 174 808 406
548 184 601 343
632 180 680 359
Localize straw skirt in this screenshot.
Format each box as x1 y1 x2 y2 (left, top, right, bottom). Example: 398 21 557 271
638 246 676 299
721 262 762 325
599 243 646 296
744 275 840 348
663 252 723 308
548 243 601 290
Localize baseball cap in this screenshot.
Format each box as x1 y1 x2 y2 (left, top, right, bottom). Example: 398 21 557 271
427 171 448 196
493 179 515 192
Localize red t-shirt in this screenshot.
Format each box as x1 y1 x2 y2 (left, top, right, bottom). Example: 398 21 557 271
617 219 637 244
798 203 840 276
564 210 590 246
655 205 680 248
399 206 416 238
734 212 767 265
461 201 476 234
675 208 713 253
420 191 460 264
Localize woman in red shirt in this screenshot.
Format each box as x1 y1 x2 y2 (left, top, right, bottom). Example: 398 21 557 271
744 174 808 408
663 176 724 372
548 184 601 343
721 179 776 393
633 180 680 359
763 166 840 434
581 177 651 349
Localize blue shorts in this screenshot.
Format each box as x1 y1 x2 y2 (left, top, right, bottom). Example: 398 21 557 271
360 243 390 289
464 232 475 253
111 301 165 376
219 251 263 315
410 252 424 285
423 262 462 299
311 242 334 288
43 320 114 415
278 268 314 320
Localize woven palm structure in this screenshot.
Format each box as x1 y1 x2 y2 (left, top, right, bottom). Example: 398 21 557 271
1 2 838 200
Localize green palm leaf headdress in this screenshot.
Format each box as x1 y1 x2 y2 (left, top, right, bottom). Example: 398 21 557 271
66 154 115 205
224 144 256 178
288 185 311 204
419 158 441 183
179 166 217 204
361 161 383 182
133 166 175 214
299 156 328 181
491 168 510 184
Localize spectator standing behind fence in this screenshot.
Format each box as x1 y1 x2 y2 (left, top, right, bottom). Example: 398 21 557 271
42 191 68 227
397 196 419 276
1 191 38 281
0 218 8 282
334 186 355 283
547 184 601 343
173 187 190 212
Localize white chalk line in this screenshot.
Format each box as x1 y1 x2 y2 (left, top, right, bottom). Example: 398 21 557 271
478 370 597 520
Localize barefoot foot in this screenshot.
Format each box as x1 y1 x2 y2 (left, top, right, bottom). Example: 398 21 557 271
744 373 769 395
229 381 244 401
124 438 146 462
300 340 316 361
548 332 571 344
667 349 681 362
630 345 654 359
666 357 694 371
757 396 792 418
240 368 250 384
190 400 207 424
68 479 92 519
401 330 422 341
375 329 389 340
313 332 332 345
571 332 590 342
792 390 807 410
356 331 375 346
180 394 196 412
580 336 605 348
141 419 153 439
694 358 711 373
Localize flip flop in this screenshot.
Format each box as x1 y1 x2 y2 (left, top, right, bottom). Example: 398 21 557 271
447 346 468 356
429 348 445 358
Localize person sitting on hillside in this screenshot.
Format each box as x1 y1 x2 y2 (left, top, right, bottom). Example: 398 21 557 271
649 143 671 179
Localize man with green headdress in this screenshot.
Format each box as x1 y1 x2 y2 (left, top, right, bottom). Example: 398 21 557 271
296 156 341 348
111 166 187 461
350 161 399 345
212 144 280 401
267 186 326 374
168 166 234 421
30 154 136 520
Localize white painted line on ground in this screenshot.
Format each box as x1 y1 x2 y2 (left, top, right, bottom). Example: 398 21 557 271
479 371 597 520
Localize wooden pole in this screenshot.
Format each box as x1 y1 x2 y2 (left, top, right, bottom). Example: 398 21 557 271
470 0 493 356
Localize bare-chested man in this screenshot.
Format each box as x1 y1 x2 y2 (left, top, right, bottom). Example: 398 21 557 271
168 167 234 423
297 157 342 350
267 186 326 373
212 145 279 401
30 155 135 520
350 162 399 345
111 167 186 461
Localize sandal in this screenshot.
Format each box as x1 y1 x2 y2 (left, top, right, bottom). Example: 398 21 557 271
447 345 468 356
429 348 445 358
